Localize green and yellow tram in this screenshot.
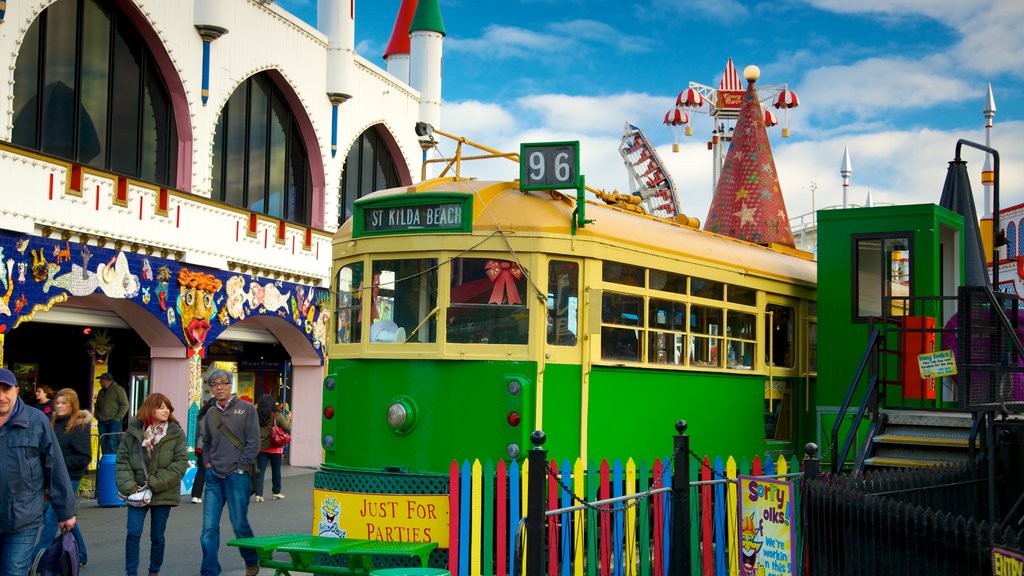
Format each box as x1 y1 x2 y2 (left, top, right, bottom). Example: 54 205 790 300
317 148 817 543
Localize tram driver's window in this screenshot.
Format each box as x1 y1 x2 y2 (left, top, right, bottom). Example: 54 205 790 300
370 259 438 343
447 258 528 344
765 304 795 369
547 260 579 346
335 262 363 344
601 292 642 361
856 236 911 318
690 305 722 368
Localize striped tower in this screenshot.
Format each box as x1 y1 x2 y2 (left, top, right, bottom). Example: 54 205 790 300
980 83 996 264
384 0 418 84
409 0 445 131
703 66 795 247
711 58 744 194
840 146 852 208
319 0 356 157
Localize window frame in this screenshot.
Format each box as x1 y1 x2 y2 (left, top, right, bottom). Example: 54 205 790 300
852 232 914 322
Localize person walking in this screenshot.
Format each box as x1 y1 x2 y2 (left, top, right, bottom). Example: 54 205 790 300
34 388 91 566
255 395 291 502
95 372 129 456
32 384 55 416
199 369 261 576
116 392 188 576
0 368 77 576
191 397 216 504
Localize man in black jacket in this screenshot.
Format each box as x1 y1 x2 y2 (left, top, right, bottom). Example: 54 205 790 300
0 368 76 576
94 372 128 456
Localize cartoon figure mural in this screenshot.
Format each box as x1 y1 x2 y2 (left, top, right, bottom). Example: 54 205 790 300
87 329 115 468
176 268 222 452
741 513 766 576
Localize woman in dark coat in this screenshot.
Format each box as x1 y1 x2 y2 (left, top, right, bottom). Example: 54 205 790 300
33 388 91 564
116 392 188 576
255 394 291 502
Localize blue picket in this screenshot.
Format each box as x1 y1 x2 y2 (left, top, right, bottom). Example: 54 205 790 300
561 458 573 576
509 459 521 571
713 457 726 576
612 459 624 576
460 460 472 574
763 454 776 476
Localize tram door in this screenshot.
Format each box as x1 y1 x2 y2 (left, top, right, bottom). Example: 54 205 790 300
764 297 802 443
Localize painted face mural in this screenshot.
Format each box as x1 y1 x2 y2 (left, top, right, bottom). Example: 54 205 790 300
740 513 765 576
87 329 114 365
176 268 222 350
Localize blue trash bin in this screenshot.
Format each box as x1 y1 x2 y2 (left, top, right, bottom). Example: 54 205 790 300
96 453 124 507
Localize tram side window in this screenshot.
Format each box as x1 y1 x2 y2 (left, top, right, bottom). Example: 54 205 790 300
765 304 795 369
691 278 725 300
603 262 645 286
726 311 756 369
370 259 438 343
856 236 911 318
690 305 722 368
335 262 363 344
547 260 579 346
601 292 642 361
448 258 528 344
648 299 686 364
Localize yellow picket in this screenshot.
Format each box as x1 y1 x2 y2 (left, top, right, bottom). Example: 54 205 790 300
776 455 788 475
625 458 637 576
573 458 585 576
471 459 482 576
727 456 738 576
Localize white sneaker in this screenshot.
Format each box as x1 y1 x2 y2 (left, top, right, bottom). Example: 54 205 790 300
191 497 202 504
272 493 285 500
255 496 265 502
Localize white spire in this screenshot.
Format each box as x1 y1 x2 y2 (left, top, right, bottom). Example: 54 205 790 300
840 146 852 208
865 189 873 208
984 83 996 118
982 84 995 219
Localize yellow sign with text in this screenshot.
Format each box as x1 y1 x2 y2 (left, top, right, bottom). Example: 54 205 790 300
917 349 957 379
312 489 449 547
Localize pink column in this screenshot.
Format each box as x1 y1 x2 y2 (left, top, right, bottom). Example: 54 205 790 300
289 362 325 467
150 349 190 434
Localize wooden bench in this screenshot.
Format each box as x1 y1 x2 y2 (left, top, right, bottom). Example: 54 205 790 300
228 535 438 576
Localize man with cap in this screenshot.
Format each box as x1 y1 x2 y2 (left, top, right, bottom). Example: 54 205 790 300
94 372 128 456
0 367 77 576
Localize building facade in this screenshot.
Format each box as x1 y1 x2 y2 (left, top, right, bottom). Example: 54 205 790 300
0 0 443 467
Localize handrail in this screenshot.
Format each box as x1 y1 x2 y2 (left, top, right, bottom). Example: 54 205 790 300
831 325 881 472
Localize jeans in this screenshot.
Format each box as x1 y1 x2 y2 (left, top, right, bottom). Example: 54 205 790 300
125 504 171 576
34 479 88 565
98 419 123 456
256 452 283 497
200 471 258 575
0 526 39 576
191 451 207 498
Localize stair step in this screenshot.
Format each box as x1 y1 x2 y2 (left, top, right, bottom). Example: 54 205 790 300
881 410 973 428
863 456 959 468
872 434 972 448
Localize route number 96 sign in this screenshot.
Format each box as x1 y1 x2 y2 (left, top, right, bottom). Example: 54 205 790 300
520 141 580 191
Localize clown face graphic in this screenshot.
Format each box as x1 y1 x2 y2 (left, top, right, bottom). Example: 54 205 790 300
176 268 222 350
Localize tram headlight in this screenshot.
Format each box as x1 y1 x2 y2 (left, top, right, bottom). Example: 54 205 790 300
507 443 521 459
323 434 335 449
507 378 522 396
323 376 336 391
386 395 417 435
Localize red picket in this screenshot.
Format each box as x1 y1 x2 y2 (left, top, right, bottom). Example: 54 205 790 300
651 458 664 576
600 459 611 576
751 454 762 476
701 456 713 576
449 460 461 576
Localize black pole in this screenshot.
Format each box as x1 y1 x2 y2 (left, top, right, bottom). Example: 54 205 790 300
526 430 547 576
802 443 819 576
670 420 690 576
954 139 1001 288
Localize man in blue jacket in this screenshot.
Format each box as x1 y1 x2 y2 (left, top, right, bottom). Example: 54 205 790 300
0 368 77 576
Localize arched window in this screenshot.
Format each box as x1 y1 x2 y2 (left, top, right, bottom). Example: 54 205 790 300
12 0 178 187
339 126 402 225
211 73 311 225
1008 221 1018 258
1018 218 1024 259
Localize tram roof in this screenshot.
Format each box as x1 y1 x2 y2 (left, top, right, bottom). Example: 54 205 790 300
337 178 817 287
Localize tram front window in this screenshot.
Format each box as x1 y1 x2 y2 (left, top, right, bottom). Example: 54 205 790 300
335 262 363 344
447 258 528 344
370 259 438 343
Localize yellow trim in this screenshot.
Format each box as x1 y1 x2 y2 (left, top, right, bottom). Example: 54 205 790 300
874 435 971 448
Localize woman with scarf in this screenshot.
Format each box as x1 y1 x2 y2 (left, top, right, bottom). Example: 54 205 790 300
116 392 188 576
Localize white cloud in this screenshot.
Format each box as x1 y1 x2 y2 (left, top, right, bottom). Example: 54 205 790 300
642 0 750 22
446 20 653 60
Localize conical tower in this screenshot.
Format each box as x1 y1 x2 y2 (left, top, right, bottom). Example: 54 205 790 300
703 66 795 247
383 0 417 84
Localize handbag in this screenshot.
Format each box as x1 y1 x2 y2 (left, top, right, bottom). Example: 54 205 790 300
30 529 80 576
269 421 291 448
121 444 153 507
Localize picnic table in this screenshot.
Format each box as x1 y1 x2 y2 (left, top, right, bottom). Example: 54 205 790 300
227 534 440 576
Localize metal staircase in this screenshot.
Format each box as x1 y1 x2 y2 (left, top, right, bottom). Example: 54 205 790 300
862 409 977 470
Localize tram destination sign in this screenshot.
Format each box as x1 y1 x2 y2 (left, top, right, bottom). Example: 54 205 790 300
520 141 580 191
353 194 473 237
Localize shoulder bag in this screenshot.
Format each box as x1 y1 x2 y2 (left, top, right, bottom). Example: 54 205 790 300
122 444 153 507
269 419 291 448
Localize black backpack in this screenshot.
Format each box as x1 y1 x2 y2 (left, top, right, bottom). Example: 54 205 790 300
31 530 80 576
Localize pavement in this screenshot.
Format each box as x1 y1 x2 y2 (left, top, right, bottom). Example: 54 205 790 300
72 465 317 576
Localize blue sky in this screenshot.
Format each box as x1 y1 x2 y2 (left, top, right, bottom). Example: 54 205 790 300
276 0 1024 223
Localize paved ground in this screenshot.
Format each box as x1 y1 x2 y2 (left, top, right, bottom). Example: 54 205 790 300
72 465 317 576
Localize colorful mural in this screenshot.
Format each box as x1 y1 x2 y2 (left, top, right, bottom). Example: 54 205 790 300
0 231 331 355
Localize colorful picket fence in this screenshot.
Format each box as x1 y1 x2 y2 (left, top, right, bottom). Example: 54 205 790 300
446 453 804 576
